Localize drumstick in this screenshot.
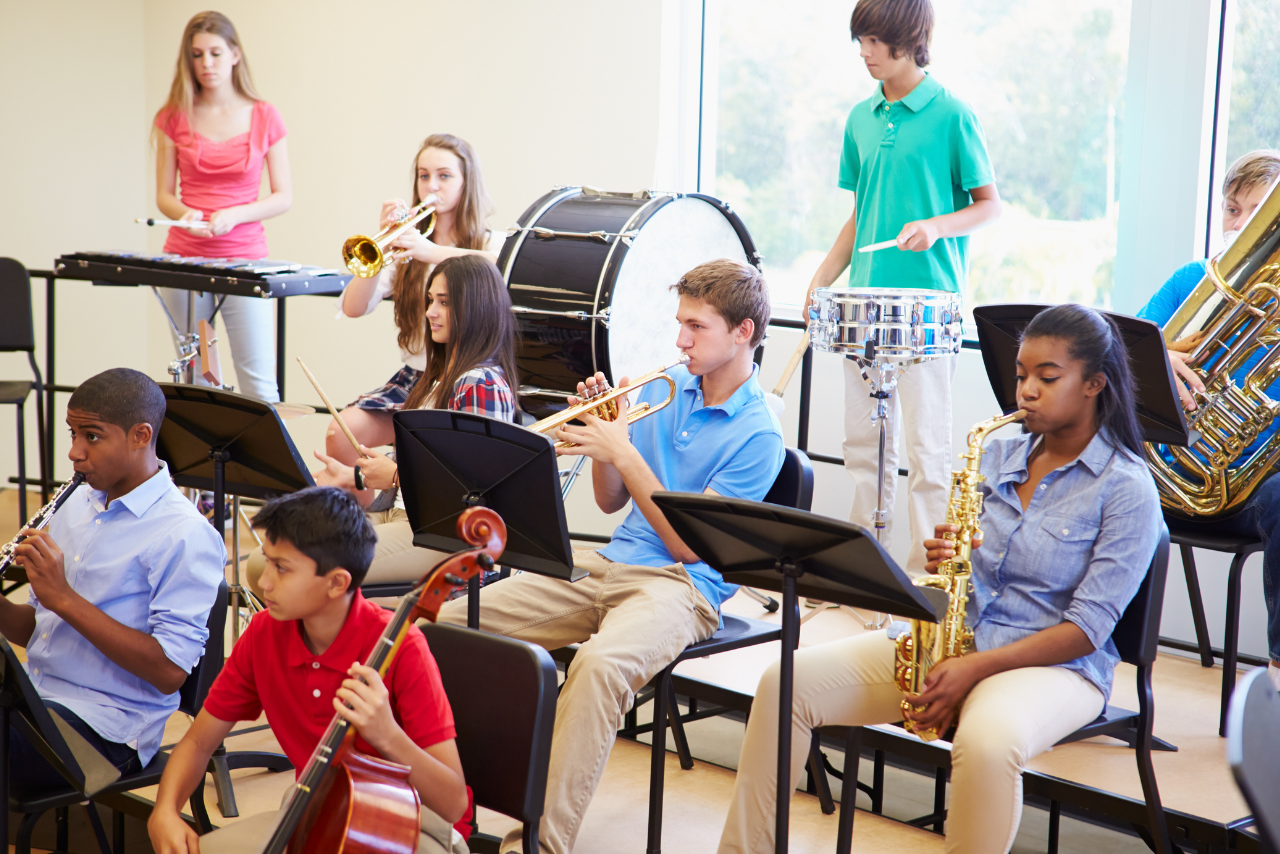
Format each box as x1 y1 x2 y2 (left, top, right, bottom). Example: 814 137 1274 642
772 330 811 397
296 358 367 459
858 238 902 253
136 217 207 230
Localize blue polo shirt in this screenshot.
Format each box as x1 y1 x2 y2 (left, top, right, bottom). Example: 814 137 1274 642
599 363 785 614
838 72 994 292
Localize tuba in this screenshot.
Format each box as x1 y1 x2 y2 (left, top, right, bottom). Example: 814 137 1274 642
894 409 1025 741
1146 176 1280 517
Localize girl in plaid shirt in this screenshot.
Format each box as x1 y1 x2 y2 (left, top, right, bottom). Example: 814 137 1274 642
251 255 519 593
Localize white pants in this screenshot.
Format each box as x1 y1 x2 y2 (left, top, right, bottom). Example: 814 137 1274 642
717 631 1105 854
842 353 957 575
157 289 279 402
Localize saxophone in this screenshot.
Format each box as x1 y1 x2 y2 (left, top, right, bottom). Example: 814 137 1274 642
893 409 1025 741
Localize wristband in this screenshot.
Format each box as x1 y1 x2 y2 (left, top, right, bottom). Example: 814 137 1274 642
353 465 366 491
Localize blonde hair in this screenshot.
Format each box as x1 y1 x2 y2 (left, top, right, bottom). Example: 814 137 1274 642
156 11 261 126
1223 149 1280 202
391 134 494 355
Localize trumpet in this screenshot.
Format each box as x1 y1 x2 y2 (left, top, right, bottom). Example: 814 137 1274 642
342 194 439 278
530 358 688 450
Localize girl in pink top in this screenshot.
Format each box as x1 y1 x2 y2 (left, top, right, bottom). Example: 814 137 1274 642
151 11 292 402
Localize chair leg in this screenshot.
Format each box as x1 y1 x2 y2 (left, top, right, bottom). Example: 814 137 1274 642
932 768 947 834
872 748 885 814
17 810 42 854
1134 665 1175 854
835 728 860 854
55 806 68 853
664 679 694 771
16 399 28 524
112 809 126 854
1221 550 1250 737
1048 800 1061 854
807 732 835 815
189 790 214 835
1179 544 1215 667
646 665 673 854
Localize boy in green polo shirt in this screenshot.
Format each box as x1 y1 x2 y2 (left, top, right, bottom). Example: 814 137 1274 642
803 0 1001 574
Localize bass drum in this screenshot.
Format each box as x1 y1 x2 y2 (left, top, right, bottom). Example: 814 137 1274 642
496 187 759 418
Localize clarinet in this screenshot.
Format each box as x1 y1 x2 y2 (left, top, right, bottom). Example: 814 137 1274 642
0 473 87 583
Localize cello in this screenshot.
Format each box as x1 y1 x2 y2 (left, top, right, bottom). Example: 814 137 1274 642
255 506 506 854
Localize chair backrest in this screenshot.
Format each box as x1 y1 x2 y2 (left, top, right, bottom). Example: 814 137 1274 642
1226 667 1280 852
763 448 814 512
1110 525 1170 667
0 258 36 353
421 621 558 832
178 580 229 716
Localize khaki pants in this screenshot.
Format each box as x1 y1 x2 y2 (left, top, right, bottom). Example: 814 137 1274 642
438 549 720 854
842 353 957 575
717 631 1105 854
245 508 448 597
196 803 469 854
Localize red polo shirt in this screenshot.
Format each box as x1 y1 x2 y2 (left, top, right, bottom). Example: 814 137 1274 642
203 590 472 837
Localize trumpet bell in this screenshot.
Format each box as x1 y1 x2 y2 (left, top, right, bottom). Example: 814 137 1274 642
342 197 439 278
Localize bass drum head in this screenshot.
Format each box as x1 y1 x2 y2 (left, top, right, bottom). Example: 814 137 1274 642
603 196 752 384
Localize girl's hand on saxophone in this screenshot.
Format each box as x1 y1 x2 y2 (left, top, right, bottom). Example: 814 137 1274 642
923 523 983 572
905 654 986 735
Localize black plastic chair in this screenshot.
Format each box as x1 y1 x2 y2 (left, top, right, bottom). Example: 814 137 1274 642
12 581 230 854
827 527 1175 854
1165 517 1264 736
421 621 558 854
0 258 49 523
1226 666 1280 853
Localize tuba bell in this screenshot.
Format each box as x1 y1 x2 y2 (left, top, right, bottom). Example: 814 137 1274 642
1146 175 1280 517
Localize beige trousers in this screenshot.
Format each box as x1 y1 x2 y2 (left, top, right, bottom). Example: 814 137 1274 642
842 353 957 575
717 631 1105 854
437 549 720 854
195 803 469 854
245 508 448 597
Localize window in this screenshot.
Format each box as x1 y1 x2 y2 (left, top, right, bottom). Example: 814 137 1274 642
705 0 1132 315
1209 0 1280 250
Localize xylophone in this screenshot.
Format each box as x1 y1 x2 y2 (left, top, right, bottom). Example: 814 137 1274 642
53 251 352 298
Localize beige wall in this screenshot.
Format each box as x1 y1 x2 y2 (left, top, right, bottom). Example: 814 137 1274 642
0 1 664 539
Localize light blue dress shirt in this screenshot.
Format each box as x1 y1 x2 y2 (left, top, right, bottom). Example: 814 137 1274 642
26 462 225 764
968 430 1162 700
599 363 785 617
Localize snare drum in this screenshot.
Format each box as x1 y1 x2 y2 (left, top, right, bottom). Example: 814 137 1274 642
497 187 759 416
810 287 962 363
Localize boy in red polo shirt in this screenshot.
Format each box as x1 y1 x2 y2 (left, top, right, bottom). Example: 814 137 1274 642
147 487 471 854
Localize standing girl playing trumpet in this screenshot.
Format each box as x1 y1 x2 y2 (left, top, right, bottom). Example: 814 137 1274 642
330 134 501 468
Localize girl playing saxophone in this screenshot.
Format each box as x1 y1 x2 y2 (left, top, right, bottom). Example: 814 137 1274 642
717 304 1161 854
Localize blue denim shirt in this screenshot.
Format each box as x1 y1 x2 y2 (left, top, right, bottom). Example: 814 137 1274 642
26 463 226 763
969 429 1162 700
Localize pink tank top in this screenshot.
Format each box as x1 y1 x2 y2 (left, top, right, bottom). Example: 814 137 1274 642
155 100 287 259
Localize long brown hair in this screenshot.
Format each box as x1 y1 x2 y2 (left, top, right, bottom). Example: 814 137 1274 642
392 134 493 355
156 11 261 126
403 256 519 413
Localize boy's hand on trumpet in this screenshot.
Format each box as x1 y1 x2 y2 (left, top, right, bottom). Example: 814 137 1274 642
555 372 633 462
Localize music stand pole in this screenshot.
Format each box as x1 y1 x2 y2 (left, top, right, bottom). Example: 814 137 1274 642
775 567 801 848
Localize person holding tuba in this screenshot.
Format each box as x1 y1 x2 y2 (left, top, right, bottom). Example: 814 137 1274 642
717 305 1161 854
437 260 785 854
1137 149 1280 690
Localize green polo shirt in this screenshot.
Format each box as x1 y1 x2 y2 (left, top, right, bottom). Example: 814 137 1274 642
838 73 994 293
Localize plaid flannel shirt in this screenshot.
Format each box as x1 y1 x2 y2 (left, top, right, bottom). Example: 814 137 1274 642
449 365 516 421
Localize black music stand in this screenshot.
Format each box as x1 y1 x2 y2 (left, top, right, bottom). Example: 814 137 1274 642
0 636 122 847
652 493 943 854
393 410 579 628
155 383 306 816
972 305 1191 446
